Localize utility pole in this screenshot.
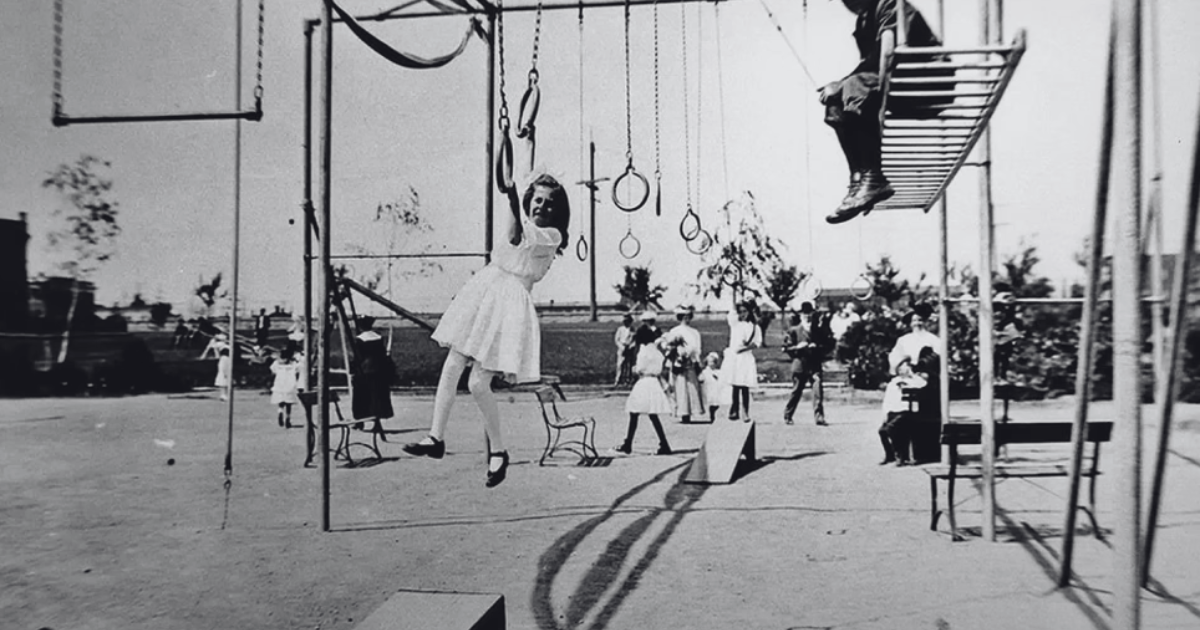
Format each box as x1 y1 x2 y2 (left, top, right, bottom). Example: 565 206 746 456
576 141 610 322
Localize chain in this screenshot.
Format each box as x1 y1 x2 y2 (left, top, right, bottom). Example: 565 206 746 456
694 3 703 216
680 2 691 211
530 0 543 84
496 0 510 132
52 0 64 113
623 0 633 165
653 0 661 181
255 0 265 102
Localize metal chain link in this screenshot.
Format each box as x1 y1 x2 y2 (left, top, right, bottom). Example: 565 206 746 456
52 0 64 113
623 0 633 165
680 2 691 211
653 0 661 181
255 0 265 101
529 0 543 84
496 0 510 131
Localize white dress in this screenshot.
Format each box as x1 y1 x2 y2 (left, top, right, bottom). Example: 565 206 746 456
270 359 301 405
625 344 673 415
720 309 761 388
431 212 561 384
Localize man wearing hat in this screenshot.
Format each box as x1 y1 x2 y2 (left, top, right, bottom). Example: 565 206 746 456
661 305 705 423
783 301 830 426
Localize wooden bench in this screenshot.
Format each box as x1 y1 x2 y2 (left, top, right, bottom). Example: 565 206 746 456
922 420 1113 541
298 390 384 467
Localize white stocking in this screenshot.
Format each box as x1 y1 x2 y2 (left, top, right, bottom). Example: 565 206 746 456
468 366 505 454
429 349 470 441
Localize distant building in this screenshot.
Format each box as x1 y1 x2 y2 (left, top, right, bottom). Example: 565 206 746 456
28 277 97 331
0 214 29 331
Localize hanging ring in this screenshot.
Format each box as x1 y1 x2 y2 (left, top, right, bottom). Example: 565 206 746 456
800 274 824 300
575 234 589 262
685 228 712 255
516 79 540 140
851 274 874 301
612 164 650 212
619 228 642 259
679 205 702 241
496 131 515 194
654 172 662 217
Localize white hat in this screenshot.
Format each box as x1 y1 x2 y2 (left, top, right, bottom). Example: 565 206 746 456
639 310 658 322
674 304 695 316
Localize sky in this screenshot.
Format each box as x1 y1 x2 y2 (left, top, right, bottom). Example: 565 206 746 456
4 0 1200 316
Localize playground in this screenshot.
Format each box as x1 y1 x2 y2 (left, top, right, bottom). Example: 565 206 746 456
2 391 1199 629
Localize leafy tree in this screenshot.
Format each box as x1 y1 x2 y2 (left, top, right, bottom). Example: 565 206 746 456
863 254 931 310
614 265 667 311
343 187 441 302
41 155 121 363
693 192 787 303
195 273 226 309
760 263 808 345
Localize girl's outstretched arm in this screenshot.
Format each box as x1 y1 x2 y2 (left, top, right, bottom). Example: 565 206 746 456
507 187 523 246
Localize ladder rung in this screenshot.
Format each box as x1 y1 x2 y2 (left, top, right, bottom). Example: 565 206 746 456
897 60 1008 71
895 42 1021 56
890 76 1001 85
890 90 995 98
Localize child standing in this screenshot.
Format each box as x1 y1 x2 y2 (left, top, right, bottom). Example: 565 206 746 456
403 174 571 488
270 347 301 428
617 325 673 455
720 298 761 421
215 346 232 401
698 352 724 423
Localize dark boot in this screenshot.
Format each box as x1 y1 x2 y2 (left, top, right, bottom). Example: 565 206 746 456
826 170 894 224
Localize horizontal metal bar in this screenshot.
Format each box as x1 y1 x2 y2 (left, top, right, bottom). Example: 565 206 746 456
307 0 730 22
897 60 1007 71
327 252 488 260
53 109 262 126
890 90 995 98
889 76 1000 85
895 43 1020 56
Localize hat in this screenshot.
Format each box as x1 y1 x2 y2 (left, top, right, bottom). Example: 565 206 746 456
639 310 658 322
673 304 695 316
799 301 815 314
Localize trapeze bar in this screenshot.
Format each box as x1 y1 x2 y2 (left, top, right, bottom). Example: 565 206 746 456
52 108 262 127
326 251 488 260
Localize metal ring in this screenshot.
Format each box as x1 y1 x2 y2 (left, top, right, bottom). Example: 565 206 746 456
611 165 650 212
851 274 874 301
679 206 701 241
575 234 589 262
801 275 824 300
619 229 642 259
516 82 540 140
496 133 514 193
685 228 711 255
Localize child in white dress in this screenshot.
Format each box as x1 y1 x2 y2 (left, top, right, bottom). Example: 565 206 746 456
617 326 673 455
720 298 761 421
403 174 570 488
698 352 724 423
215 347 232 401
270 347 301 428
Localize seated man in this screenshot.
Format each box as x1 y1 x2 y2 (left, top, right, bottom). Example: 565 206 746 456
821 0 947 224
878 346 940 465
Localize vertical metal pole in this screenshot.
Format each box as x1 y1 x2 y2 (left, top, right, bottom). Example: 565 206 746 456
485 11 496 264
976 0 997 542
1143 89 1200 585
303 22 314 387
1111 0 1144 625
1145 0 1166 392
1060 26 1115 588
938 194 950 456
590 140 598 322
224 0 245 484
318 1 334 533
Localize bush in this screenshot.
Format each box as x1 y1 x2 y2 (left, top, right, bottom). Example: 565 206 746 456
835 313 902 390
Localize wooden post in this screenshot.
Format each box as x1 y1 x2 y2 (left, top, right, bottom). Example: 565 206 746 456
976 0 998 542
485 11 496 265
1111 0 1143 626
590 141 598 322
224 0 245 482
1060 24 1115 588
302 21 314 389
318 0 334 533
1143 83 1200 587
938 194 950 454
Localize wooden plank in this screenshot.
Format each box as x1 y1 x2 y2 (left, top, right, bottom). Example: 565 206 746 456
355 590 505 630
683 421 756 484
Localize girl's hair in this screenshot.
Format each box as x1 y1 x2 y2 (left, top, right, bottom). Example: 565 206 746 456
279 346 295 362
633 324 661 346
705 351 720 365
523 174 571 255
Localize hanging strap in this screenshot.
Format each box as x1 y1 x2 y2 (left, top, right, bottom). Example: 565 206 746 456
325 0 481 69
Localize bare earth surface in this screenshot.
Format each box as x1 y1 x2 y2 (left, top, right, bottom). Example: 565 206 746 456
3 389 1199 630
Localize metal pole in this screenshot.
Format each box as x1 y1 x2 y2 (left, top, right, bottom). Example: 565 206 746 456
1145 0 1166 393
938 194 950 459
224 0 245 485
1060 25 1115 588
590 140 598 322
485 12 496 264
303 22 315 388
318 0 335 533
1111 0 1144 625
1142 80 1200 588
976 0 997 542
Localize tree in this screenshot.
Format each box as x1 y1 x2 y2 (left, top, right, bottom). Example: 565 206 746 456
41 155 121 363
614 265 667 311
863 254 931 310
761 263 808 345
344 187 441 302
693 192 787 303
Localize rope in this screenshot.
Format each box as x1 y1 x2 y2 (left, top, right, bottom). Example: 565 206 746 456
714 2 729 200
52 0 64 117
653 0 662 216
575 3 589 261
325 0 479 69
757 0 818 87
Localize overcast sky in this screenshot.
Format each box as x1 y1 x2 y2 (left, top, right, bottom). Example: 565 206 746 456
4 0 1199 315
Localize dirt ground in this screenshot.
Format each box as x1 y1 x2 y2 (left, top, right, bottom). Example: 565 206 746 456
3 388 1199 630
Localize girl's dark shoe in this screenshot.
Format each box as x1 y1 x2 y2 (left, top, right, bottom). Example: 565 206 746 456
402 436 445 459
485 451 509 488
656 444 673 456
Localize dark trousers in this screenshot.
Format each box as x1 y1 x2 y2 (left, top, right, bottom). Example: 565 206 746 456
622 413 670 450
879 411 914 462
825 72 884 175
728 386 751 420
784 369 825 424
